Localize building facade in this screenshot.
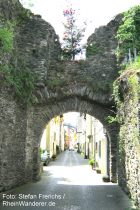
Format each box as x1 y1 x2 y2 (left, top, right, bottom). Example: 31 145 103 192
40 115 65 158
76 113 109 176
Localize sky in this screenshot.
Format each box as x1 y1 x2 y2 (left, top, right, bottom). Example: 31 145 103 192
63 112 80 127
21 0 140 43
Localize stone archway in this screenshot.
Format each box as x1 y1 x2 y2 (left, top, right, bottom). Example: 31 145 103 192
25 97 119 183
1 2 140 208
0 0 122 192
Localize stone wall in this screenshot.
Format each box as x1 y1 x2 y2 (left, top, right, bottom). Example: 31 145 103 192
0 0 120 192
0 85 43 191
115 72 140 208
1 2 140 207
15 14 61 82
0 87 119 191
25 97 119 183
0 86 28 191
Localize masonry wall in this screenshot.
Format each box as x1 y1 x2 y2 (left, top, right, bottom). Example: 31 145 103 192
0 86 34 192
1 1 140 203
0 0 62 191
116 73 140 208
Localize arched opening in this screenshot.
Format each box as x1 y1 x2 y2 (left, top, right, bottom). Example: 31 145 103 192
40 111 110 179
26 97 119 183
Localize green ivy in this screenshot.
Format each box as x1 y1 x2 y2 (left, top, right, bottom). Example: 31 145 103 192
113 55 140 103
106 115 118 124
0 21 15 54
116 5 140 60
113 55 140 135
0 20 38 105
0 64 37 104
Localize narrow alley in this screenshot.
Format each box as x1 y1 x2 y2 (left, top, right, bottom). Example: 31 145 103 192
0 151 132 210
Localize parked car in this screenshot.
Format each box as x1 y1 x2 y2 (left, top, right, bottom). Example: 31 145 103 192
41 151 50 166
69 146 74 151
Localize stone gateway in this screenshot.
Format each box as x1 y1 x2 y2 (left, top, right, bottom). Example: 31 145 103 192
0 0 140 208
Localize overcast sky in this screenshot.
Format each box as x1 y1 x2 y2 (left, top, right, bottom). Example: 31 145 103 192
63 112 80 127
21 0 140 42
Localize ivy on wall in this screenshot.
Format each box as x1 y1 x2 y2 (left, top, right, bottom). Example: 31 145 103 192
0 21 15 54
0 20 37 105
112 55 140 208
113 56 140 172
114 5 140 125
0 65 38 105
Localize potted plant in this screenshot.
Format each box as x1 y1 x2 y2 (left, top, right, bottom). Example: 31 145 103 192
102 175 110 182
89 159 94 170
51 154 56 161
96 168 101 174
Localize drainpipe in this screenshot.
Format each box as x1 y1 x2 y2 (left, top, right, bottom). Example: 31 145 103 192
59 122 62 153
